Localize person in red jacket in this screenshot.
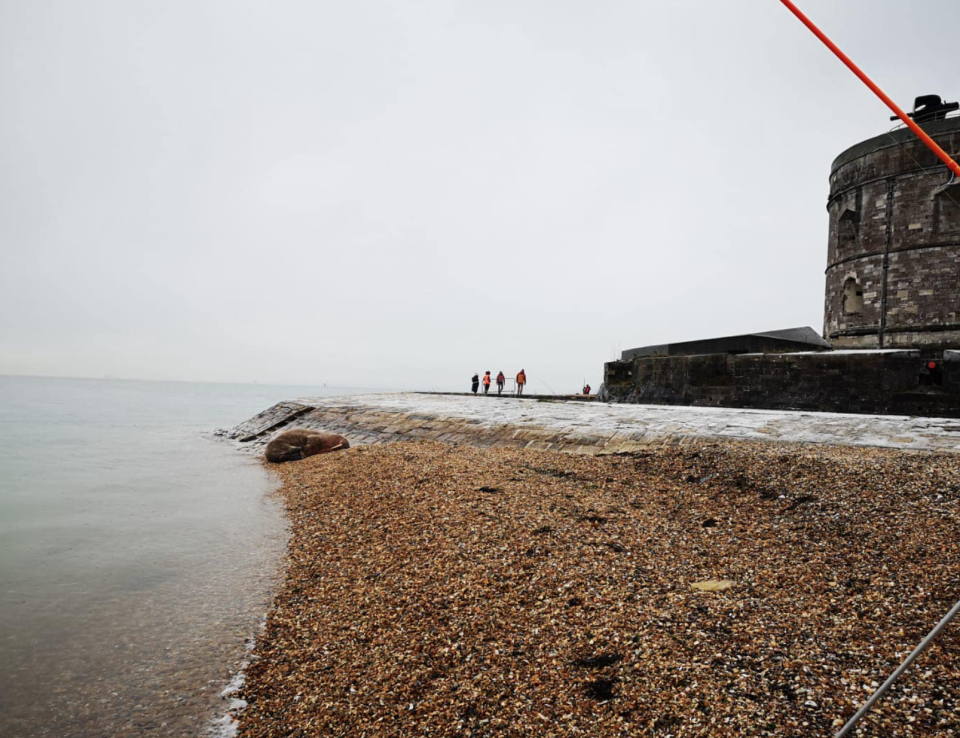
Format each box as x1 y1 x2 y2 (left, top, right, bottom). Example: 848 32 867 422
482 371 492 395
496 370 505 395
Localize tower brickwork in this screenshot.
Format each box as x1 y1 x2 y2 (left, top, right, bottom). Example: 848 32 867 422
825 117 960 348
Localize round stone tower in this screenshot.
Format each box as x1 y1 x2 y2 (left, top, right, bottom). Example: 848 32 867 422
824 110 960 349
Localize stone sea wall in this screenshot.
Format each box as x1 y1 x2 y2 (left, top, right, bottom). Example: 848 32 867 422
223 393 960 456
226 398 655 456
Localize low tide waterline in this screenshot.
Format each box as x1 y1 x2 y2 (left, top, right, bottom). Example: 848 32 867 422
0 377 370 738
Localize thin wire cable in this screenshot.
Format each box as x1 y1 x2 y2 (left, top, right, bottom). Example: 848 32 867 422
538 377 559 395
843 97 960 222
831 119 960 738
779 0 960 179
835 595 960 737
881 121 960 210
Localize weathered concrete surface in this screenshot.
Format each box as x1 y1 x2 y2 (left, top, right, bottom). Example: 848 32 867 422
225 392 960 455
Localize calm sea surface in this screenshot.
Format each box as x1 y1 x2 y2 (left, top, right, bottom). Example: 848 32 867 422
0 376 368 737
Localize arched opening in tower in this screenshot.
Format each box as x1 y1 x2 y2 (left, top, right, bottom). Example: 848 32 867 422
837 209 859 256
843 277 864 315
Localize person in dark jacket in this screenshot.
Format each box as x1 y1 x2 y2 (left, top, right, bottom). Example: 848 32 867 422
471 373 480 394
496 371 505 395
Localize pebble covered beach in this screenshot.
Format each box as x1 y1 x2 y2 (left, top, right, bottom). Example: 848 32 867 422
236 439 960 737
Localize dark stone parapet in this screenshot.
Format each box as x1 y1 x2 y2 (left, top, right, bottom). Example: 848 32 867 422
830 117 960 176
604 350 960 418
620 327 828 361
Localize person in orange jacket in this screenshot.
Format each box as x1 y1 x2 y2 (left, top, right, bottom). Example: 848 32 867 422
482 371 492 395
496 371 505 395
516 369 526 395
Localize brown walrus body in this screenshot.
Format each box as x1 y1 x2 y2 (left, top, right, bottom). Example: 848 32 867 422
264 429 350 463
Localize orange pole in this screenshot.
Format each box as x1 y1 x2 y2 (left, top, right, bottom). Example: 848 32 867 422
779 0 960 179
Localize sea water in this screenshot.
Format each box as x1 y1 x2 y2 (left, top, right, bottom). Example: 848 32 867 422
0 376 367 737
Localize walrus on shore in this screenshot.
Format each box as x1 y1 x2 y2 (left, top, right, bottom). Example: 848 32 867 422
264 429 350 463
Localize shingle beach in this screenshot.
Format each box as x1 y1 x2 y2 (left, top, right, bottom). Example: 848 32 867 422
237 440 960 737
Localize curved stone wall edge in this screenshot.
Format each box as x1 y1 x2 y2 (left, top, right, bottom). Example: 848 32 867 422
830 118 960 175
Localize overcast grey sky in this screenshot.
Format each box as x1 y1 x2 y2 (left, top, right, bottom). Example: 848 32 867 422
2 0 958 392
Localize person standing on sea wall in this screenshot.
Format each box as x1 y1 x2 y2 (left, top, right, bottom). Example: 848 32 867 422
471 373 479 395
496 371 505 395
482 371 492 395
516 369 526 396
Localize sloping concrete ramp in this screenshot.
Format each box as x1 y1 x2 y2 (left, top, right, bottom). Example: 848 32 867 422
226 393 960 455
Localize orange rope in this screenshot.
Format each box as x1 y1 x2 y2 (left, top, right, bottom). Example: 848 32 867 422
779 0 960 179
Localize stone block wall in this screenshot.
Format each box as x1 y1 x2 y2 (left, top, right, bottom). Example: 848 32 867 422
603 351 960 417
